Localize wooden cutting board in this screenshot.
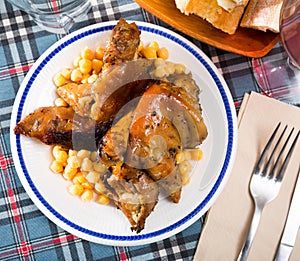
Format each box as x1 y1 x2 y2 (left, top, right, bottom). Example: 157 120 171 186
135 0 280 57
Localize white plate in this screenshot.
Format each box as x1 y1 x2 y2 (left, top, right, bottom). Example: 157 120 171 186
10 21 238 246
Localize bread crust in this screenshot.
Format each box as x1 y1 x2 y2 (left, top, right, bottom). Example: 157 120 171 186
240 0 283 33
176 0 249 35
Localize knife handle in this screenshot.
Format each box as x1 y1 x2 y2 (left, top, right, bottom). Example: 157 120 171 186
274 244 293 261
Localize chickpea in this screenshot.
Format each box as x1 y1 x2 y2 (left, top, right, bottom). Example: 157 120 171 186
67 155 81 169
77 149 90 159
165 62 175 75
175 63 186 74
61 68 72 80
54 97 68 107
81 189 94 201
95 46 105 60
73 56 81 68
96 194 110 205
50 160 64 173
53 72 66 87
68 184 84 196
54 150 68 164
152 67 167 78
79 59 92 74
70 68 83 82
157 47 169 60
81 47 94 60
63 164 78 180
72 172 87 185
92 59 103 74
149 41 159 51
81 158 93 172
142 46 157 59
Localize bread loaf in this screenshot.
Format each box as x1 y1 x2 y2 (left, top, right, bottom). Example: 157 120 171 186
175 0 249 35
240 0 283 33
175 0 283 34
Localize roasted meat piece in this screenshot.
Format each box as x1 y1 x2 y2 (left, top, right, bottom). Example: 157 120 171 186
147 80 207 148
55 82 90 114
102 165 158 233
126 115 182 203
57 59 155 122
14 106 111 150
98 111 158 233
100 81 207 204
98 92 182 203
15 19 154 150
102 17 141 70
126 81 207 202
56 18 152 122
99 111 133 166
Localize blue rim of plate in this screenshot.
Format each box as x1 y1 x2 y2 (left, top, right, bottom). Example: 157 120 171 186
14 22 234 243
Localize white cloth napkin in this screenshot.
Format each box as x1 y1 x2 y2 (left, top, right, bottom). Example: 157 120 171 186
194 92 300 261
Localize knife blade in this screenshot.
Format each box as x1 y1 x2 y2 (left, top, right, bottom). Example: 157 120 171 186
275 169 300 261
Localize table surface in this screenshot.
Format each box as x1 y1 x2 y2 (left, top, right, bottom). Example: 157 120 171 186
0 0 297 260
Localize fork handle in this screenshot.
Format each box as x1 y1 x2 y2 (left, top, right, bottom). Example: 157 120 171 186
237 205 262 261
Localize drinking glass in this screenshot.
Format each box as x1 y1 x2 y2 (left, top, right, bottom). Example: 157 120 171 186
5 0 93 34
252 0 300 105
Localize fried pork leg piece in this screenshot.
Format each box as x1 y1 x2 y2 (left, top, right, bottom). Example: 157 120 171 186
56 18 151 121
100 81 208 203
102 17 141 70
127 115 183 203
99 111 133 166
126 82 208 203
14 18 153 150
154 78 208 148
103 164 158 233
14 106 111 150
57 59 155 122
98 112 158 233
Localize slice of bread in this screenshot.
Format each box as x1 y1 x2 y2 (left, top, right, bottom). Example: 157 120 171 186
240 0 283 33
175 0 249 34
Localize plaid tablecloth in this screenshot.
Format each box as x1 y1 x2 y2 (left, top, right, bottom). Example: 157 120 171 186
0 0 297 260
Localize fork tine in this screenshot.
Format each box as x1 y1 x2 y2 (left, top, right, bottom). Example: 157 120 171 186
254 122 281 175
263 125 288 177
268 127 294 179
275 130 299 182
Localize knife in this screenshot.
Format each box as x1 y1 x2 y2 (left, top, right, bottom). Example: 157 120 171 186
275 169 300 261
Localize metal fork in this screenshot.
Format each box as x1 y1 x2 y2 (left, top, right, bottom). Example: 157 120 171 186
237 123 299 261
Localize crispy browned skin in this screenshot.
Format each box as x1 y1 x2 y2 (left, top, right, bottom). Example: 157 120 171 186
14 106 111 150
98 112 158 233
102 165 158 233
99 111 133 166
103 17 141 69
55 83 90 113
57 60 155 122
127 115 182 203
125 82 207 202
